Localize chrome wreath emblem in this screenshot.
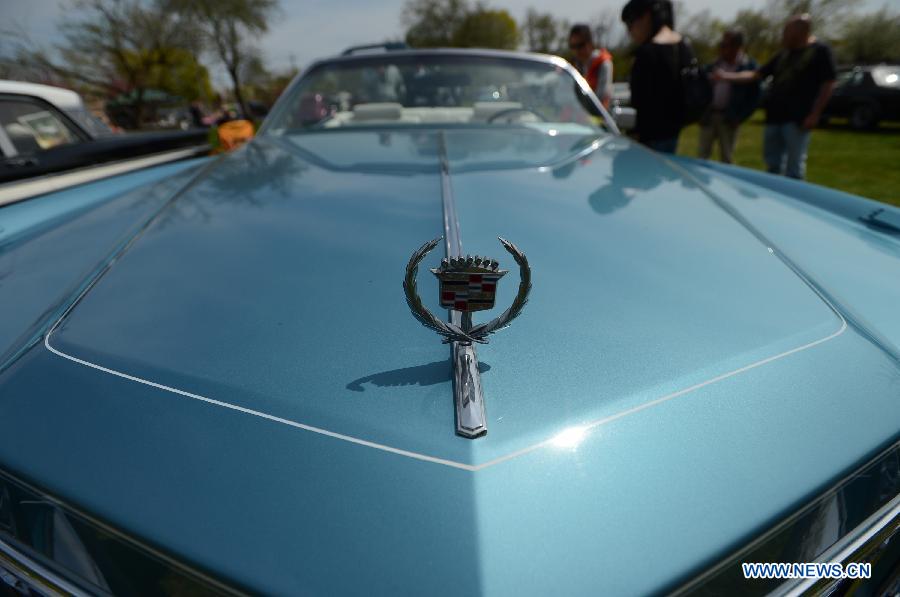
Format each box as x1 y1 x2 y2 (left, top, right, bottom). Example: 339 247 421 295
403 236 532 439
403 237 531 345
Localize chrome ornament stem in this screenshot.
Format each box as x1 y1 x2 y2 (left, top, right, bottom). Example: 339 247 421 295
400 133 530 438
453 307 485 438
453 342 487 437
440 132 489 438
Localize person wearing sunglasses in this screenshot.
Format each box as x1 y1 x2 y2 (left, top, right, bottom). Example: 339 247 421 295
621 0 694 153
568 24 614 109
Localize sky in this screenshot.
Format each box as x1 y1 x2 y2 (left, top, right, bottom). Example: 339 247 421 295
5 0 894 84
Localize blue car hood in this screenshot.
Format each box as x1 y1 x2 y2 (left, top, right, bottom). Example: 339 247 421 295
2 129 899 595
45 130 839 462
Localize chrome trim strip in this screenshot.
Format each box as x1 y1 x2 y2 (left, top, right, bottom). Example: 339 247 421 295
266 133 613 177
0 537 91 596
439 131 487 438
669 437 900 595
0 146 209 207
0 467 246 596
776 493 900 597
0 126 17 158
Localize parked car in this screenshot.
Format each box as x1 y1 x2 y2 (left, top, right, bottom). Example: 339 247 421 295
0 79 115 138
154 106 194 130
823 65 900 129
0 80 209 185
0 48 898 596
612 81 631 107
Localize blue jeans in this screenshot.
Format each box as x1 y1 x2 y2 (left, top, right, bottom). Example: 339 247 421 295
763 122 811 179
645 137 679 154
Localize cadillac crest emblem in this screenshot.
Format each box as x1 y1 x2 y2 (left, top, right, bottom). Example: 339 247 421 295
403 237 531 438
432 256 506 313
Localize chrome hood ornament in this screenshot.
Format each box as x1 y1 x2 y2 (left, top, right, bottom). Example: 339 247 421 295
404 237 531 438
404 237 531 345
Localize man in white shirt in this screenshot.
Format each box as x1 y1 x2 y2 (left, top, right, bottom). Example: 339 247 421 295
699 30 759 163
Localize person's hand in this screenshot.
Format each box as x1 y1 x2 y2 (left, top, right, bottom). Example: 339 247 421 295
710 69 724 81
802 113 819 130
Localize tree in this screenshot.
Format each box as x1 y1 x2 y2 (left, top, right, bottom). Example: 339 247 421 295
523 9 565 54
135 47 214 103
178 0 279 118
11 0 201 127
239 52 298 109
730 9 780 64
580 10 633 81
402 0 519 50
680 9 725 64
403 0 471 48
453 8 520 49
837 9 900 64
763 0 862 40
590 9 622 51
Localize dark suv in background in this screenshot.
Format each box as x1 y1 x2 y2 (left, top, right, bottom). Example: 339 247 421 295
824 65 900 129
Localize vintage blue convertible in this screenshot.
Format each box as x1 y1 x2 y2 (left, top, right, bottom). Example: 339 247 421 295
0 47 898 596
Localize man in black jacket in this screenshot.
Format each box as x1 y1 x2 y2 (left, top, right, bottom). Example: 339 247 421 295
699 30 759 163
713 14 836 179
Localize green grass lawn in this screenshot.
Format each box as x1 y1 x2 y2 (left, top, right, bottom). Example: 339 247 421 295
677 112 900 207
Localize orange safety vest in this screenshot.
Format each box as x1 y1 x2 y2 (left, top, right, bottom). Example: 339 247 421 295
585 49 613 108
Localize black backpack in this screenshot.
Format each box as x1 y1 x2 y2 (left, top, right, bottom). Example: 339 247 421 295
675 40 712 125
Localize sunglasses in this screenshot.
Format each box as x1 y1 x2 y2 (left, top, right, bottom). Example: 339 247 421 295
569 40 588 51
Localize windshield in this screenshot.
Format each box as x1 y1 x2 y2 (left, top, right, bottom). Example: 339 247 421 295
263 53 606 134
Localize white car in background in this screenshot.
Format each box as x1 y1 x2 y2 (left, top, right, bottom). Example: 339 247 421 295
0 80 114 138
0 80 209 201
